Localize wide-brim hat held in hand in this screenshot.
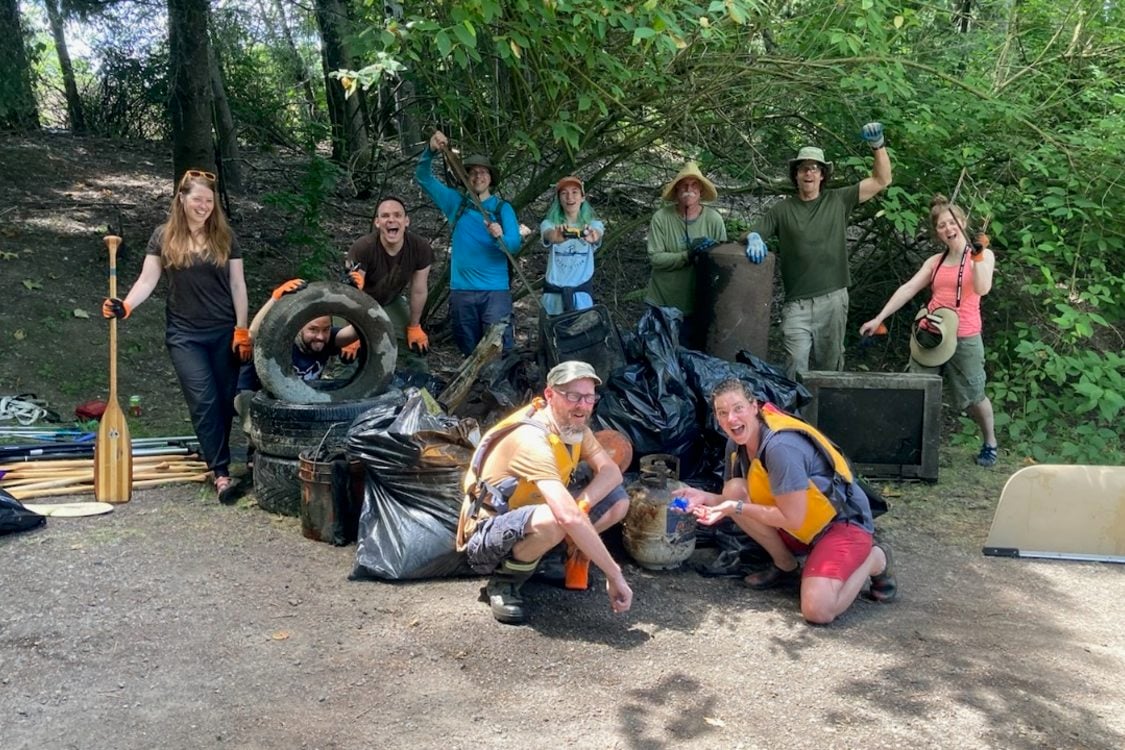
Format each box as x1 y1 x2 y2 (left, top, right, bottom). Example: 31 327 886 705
661 162 718 203
910 307 959 367
463 154 500 186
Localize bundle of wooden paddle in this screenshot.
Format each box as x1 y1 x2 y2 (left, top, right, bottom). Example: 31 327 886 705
0 454 209 500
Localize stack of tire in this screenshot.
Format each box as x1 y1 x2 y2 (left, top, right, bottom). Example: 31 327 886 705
249 282 398 516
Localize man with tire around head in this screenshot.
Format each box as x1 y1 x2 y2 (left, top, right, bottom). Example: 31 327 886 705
415 130 523 355
342 196 433 371
456 361 633 625
236 281 360 394
744 123 893 380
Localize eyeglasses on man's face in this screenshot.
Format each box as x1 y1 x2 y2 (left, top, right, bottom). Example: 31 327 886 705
555 389 599 405
797 163 822 173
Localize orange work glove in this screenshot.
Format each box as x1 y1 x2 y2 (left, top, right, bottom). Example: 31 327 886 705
271 278 307 300
344 261 366 289
971 233 990 259
339 339 361 363
406 325 429 354
231 327 253 363
102 297 131 319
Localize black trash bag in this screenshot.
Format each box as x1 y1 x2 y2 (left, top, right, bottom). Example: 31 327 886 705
348 389 478 580
390 370 448 398
447 350 541 428
692 519 772 577
1 489 46 536
594 306 705 478
733 350 812 413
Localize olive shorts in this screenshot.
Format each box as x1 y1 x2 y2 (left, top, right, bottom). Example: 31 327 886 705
909 334 987 411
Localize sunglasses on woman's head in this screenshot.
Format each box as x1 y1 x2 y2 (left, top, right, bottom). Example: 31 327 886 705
179 169 217 186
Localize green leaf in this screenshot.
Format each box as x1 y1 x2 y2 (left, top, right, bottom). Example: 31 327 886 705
435 29 452 58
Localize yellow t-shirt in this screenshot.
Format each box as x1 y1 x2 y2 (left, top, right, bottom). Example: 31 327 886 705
477 413 605 505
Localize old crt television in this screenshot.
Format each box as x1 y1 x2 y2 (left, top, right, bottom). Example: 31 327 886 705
800 371 943 482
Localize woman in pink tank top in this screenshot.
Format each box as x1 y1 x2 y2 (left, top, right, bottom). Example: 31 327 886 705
858 195 1000 467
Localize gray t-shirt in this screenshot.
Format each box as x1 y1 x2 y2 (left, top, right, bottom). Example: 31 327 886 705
726 427 874 533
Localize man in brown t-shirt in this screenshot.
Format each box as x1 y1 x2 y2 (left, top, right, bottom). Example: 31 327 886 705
344 196 433 369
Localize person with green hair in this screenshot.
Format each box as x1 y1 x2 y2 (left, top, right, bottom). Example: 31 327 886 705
539 176 605 316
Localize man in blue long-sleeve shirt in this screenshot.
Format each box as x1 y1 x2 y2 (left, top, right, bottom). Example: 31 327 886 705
415 130 523 354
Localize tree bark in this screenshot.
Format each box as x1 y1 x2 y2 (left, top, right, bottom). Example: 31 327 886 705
313 0 369 171
208 42 242 194
43 0 85 133
0 0 40 130
268 0 319 126
168 0 215 184
384 0 420 152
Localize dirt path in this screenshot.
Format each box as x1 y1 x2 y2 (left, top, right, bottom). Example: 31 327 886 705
2 485 1122 750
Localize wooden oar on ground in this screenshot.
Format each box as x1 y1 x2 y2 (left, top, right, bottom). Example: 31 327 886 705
11 473 209 500
93 234 132 504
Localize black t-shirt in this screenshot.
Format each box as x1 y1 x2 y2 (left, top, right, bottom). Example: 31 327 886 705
145 226 242 330
346 230 433 306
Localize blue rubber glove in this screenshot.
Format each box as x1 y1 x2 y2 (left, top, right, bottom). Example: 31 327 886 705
689 236 719 258
861 122 885 149
745 232 767 264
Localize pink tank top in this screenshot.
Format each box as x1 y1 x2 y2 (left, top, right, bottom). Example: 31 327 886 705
928 257 982 337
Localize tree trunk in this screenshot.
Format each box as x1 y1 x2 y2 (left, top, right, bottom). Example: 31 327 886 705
268 0 319 126
383 0 420 152
0 0 40 130
168 0 215 185
313 0 369 171
43 0 85 133
208 42 242 194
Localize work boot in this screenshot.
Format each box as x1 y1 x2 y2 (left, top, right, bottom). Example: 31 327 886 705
486 558 539 625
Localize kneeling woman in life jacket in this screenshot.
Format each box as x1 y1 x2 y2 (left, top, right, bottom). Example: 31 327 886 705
680 378 897 625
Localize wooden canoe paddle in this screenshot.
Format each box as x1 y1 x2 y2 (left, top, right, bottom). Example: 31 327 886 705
93 234 133 504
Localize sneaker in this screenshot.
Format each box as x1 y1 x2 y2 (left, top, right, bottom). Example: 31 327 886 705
868 544 897 603
742 563 801 590
976 444 998 467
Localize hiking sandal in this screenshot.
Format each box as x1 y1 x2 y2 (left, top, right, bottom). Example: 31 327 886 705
215 475 240 505
868 544 898 603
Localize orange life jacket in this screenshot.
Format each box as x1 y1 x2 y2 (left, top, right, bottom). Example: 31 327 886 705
456 399 580 550
730 406 855 544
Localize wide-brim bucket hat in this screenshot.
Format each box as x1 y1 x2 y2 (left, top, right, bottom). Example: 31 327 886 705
661 162 718 203
910 307 959 367
788 146 833 170
463 154 500 186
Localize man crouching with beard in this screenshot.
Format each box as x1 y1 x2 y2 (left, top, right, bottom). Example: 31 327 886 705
456 361 633 625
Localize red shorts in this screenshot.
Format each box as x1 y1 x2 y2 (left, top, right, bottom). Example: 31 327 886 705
781 522 873 581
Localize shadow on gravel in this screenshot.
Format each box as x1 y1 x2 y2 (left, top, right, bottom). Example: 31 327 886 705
834 533 1124 749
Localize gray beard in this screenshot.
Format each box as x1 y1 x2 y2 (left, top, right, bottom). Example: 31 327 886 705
559 426 585 445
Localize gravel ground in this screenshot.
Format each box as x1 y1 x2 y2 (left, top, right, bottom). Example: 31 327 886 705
2 485 1122 750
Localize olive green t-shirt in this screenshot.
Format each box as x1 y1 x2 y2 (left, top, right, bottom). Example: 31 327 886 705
644 205 727 314
752 185 859 301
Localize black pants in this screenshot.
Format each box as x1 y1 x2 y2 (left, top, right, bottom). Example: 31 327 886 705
166 324 239 477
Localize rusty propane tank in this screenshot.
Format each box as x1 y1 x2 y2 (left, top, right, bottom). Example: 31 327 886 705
623 454 696 570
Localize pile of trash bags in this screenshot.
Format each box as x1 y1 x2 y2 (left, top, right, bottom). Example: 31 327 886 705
344 305 809 580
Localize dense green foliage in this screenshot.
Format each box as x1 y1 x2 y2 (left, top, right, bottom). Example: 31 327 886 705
13 0 1125 463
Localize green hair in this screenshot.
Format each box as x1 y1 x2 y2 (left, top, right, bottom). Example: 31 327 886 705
545 195 598 229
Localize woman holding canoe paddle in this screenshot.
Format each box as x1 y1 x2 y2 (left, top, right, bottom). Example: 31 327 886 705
102 169 250 503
